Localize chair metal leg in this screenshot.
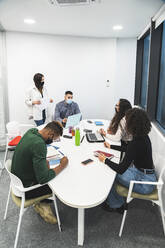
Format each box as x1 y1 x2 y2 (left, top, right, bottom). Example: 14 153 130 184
119 210 128 237
157 186 165 235
14 199 25 248
159 201 165 235
53 194 61 232
160 207 165 235
4 184 11 220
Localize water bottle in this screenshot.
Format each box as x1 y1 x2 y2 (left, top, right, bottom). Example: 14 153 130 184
75 128 80 146
69 126 73 134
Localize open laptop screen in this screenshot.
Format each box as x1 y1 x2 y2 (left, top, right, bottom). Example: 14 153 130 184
65 113 82 128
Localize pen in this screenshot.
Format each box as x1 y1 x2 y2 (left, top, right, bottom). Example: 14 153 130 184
50 145 60 150
58 150 64 156
81 135 85 143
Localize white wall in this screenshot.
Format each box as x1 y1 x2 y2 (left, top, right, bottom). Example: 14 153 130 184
6 32 136 124
0 31 7 146
114 38 136 104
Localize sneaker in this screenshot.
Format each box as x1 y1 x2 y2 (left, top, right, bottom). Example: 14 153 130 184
101 202 116 212
101 202 126 214
34 203 57 224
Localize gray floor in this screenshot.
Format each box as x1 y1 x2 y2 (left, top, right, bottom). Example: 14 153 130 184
0 151 165 248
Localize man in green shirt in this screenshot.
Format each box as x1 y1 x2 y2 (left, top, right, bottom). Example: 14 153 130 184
11 121 68 224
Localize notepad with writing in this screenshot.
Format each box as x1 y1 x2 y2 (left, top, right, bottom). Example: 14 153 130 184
94 150 114 158
47 146 61 159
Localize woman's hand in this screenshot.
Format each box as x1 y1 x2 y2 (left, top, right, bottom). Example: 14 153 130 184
107 128 113 134
99 128 106 136
32 100 41 105
104 141 110 149
98 153 106 163
50 98 53 103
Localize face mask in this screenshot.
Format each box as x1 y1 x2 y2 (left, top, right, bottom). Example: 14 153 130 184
45 138 53 145
40 81 44 87
66 99 72 104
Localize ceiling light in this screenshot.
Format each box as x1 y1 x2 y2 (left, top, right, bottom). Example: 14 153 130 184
24 19 36 24
113 25 123 30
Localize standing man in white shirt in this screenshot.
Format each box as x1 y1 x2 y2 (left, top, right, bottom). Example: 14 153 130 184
25 73 53 126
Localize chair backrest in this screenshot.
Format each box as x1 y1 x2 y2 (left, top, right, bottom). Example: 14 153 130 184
6 121 20 139
19 124 34 136
154 155 165 184
5 160 25 197
6 123 35 144
159 166 165 184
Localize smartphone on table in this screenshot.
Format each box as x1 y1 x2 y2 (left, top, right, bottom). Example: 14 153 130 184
83 129 92 133
81 159 94 165
63 135 72 139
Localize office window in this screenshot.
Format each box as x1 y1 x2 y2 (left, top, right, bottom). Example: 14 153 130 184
156 21 165 131
140 35 150 108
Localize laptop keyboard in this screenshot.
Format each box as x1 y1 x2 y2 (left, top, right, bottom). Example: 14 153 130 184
88 132 104 142
89 133 97 141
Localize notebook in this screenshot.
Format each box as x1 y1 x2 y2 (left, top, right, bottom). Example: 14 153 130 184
94 150 114 159
49 159 61 169
95 121 104 126
47 146 64 168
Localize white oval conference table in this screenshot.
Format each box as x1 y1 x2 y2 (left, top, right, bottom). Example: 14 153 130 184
40 120 120 246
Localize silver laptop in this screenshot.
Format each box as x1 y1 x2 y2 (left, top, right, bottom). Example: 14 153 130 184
65 113 82 128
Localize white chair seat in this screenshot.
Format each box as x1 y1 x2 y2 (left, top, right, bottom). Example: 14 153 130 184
118 165 165 237
4 160 61 248
11 192 52 208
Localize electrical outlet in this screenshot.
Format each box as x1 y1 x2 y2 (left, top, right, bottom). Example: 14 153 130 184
106 80 110 87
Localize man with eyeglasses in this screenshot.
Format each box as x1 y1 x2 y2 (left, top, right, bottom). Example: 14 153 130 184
54 91 81 127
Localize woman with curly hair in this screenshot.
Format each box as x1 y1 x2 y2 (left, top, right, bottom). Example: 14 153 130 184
98 108 157 213
99 99 132 142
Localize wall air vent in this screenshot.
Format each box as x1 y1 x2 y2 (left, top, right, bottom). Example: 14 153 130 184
49 0 100 6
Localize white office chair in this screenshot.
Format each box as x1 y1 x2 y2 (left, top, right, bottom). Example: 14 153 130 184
116 164 165 237
4 160 61 248
3 122 34 169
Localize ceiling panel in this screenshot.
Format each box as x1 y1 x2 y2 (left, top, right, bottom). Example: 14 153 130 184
0 0 164 37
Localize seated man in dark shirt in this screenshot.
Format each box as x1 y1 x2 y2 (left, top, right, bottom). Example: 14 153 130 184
11 121 68 224
98 108 156 214
54 90 81 126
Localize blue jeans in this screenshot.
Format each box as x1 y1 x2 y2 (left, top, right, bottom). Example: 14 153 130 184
107 167 157 208
34 110 46 126
34 119 45 126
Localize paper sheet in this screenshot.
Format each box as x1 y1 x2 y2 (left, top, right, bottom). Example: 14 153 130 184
47 146 61 159
36 98 49 111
